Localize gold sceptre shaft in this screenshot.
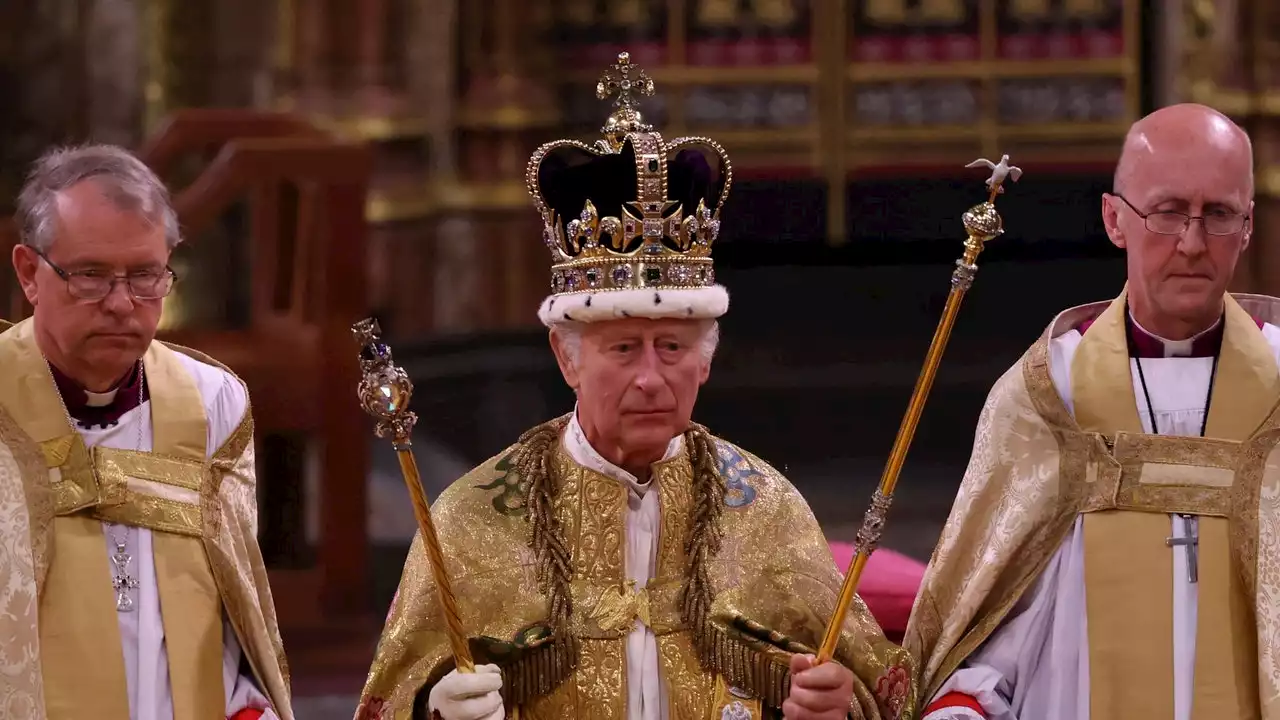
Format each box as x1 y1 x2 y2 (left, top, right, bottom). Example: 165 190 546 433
816 155 1023 663
351 318 475 672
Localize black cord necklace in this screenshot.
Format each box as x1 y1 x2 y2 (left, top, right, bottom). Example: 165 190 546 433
1124 309 1221 437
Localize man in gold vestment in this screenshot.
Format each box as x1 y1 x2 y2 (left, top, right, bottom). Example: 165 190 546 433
0 144 292 719
907 104 1280 720
355 54 916 720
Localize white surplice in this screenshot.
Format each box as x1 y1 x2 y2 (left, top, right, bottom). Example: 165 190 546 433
563 411 682 720
926 317 1280 720
72 352 276 720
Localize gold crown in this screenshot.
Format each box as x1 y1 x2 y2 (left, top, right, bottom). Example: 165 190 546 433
525 52 733 298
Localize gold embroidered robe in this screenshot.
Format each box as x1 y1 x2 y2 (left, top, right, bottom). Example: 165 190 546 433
356 427 916 719
0 317 293 719
906 291 1280 719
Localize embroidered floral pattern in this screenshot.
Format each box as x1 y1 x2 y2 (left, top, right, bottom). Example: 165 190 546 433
475 449 528 515
874 665 910 720
713 440 760 508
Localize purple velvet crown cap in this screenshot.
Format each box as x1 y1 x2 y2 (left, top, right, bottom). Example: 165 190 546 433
536 138 726 255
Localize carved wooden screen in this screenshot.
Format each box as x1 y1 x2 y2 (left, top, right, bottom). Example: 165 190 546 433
543 0 1143 243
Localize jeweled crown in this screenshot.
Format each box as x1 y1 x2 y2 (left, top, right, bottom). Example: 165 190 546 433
525 52 733 297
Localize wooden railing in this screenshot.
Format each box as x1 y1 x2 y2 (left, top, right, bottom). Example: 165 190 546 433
2 111 375 635
166 139 373 620
137 109 328 166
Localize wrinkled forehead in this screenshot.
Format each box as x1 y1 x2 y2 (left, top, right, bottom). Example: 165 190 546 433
1126 132 1253 205
54 182 163 233
587 317 706 340
48 183 169 260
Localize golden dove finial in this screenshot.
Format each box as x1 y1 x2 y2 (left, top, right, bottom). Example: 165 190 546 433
596 51 656 152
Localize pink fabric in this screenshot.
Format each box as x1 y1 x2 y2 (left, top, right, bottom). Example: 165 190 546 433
829 542 925 636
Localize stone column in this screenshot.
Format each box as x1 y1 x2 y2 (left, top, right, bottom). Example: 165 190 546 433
213 0 277 108
0 0 89 207
142 0 214 132
273 0 558 339
438 0 558 334
279 0 458 339
142 0 278 126
86 0 143 147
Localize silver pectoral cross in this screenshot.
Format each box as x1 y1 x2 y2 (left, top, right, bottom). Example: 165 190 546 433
110 541 139 612
1165 514 1199 584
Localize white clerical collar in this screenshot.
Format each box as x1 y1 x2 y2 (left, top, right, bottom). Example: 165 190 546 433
1128 310 1222 358
85 388 118 407
564 407 683 496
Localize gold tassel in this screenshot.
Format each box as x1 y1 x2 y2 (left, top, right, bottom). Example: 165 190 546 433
694 620 792 709
498 635 578 708
501 419 803 710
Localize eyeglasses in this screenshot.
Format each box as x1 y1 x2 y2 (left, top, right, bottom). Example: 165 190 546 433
36 250 177 301
1111 193 1249 236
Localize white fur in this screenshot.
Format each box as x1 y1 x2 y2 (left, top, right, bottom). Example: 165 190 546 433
537 285 729 326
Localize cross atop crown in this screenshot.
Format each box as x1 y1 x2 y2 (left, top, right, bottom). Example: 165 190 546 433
596 52 656 152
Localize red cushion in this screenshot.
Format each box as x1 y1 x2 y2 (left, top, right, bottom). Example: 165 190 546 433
925 692 986 717
829 542 925 635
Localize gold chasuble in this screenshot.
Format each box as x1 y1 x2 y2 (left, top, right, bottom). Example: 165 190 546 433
0 318 293 720
906 291 1280 719
357 424 916 720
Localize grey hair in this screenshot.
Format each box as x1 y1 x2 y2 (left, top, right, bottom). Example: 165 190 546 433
16 144 181 253
554 319 721 368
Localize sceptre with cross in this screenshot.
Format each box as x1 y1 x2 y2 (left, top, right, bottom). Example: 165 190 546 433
1166 513 1199 583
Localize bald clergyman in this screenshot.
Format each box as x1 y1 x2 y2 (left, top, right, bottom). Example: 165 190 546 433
906 103 1280 720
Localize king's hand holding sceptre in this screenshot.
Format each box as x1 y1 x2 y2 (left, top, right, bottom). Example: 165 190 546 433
351 320 512 720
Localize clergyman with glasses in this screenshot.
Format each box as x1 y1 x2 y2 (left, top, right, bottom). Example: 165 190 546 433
907 103 1280 720
0 144 293 720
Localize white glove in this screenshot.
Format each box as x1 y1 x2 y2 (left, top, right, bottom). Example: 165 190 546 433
427 664 505 720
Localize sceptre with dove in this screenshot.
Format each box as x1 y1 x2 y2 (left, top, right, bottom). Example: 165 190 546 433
966 154 1023 201
815 154 1024 664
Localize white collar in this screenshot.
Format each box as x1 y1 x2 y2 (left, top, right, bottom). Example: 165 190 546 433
564 407 684 496
1128 309 1223 358
85 388 119 407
